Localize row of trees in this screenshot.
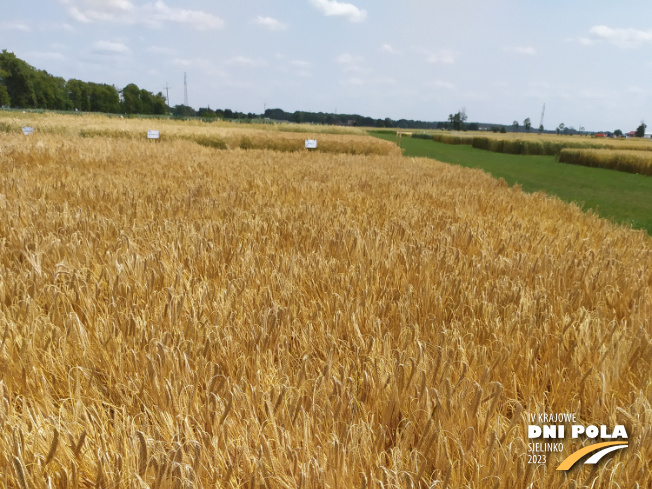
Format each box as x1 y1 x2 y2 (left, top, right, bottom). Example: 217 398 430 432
0 50 167 115
263 108 442 129
0 50 445 126
4 50 647 134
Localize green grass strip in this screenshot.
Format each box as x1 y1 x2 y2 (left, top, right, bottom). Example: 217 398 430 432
370 131 652 235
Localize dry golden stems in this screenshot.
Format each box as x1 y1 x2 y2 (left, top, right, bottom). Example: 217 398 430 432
0 111 372 146
0 131 650 488
559 148 652 175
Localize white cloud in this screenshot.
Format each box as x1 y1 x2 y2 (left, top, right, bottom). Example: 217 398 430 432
335 53 366 74
227 56 268 68
427 80 456 90
91 40 131 55
171 58 193 67
577 36 595 46
579 25 652 48
309 0 367 23
148 1 224 30
380 43 401 55
289 59 311 69
578 87 610 100
626 86 646 95
25 51 66 61
506 46 537 55
60 0 224 30
340 77 364 86
171 58 225 77
336 53 362 64
372 77 397 86
0 21 31 32
53 23 75 31
254 16 287 31
60 0 135 23
427 50 455 64
274 56 313 77
146 46 177 56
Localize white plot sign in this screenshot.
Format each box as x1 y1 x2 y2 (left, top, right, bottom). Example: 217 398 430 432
22 127 34 136
305 139 317 149
147 130 160 140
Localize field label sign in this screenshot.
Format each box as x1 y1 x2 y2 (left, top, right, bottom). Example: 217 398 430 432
22 127 34 136
305 139 318 149
147 130 160 139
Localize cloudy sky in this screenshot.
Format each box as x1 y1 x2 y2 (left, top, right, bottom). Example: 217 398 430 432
1 0 651 131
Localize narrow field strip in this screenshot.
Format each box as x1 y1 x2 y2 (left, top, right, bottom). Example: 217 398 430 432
372 132 652 235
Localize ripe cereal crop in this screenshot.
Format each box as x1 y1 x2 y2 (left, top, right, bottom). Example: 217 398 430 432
0 118 650 488
559 148 652 175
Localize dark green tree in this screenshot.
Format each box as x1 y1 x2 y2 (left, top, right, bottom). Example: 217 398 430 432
0 84 10 106
0 50 37 107
635 121 647 138
121 83 141 114
89 83 120 113
198 107 216 119
173 104 196 117
33 70 70 109
448 110 468 131
67 79 91 111
136 89 166 115
524 118 532 133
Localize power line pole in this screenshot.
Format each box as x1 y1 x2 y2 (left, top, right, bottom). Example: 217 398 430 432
184 72 188 107
164 82 171 107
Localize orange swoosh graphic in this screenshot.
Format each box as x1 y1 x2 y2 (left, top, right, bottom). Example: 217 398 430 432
557 441 628 471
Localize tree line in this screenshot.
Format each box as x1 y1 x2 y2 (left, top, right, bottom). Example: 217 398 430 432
0 50 166 115
263 108 446 129
0 50 440 125
12 49 629 134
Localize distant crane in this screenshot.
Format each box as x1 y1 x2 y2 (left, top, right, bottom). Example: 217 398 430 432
538 103 546 134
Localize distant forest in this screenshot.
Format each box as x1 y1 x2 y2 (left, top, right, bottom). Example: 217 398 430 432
0 50 166 115
0 49 448 128
262 108 443 129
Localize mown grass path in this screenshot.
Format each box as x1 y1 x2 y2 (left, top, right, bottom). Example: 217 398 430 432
371 131 652 235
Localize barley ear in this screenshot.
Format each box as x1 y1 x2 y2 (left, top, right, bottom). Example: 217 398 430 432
136 431 148 477
13 456 29 489
44 428 59 465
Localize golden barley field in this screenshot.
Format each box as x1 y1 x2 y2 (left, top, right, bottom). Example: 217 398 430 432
559 148 652 176
0 117 651 488
429 130 652 152
411 131 652 175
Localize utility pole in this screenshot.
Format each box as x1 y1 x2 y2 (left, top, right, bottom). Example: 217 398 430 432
184 72 188 107
164 82 171 107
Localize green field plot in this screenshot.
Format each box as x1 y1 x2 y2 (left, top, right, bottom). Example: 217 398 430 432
371 131 652 235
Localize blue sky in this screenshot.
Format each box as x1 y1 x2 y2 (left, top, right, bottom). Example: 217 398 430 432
1 0 651 131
